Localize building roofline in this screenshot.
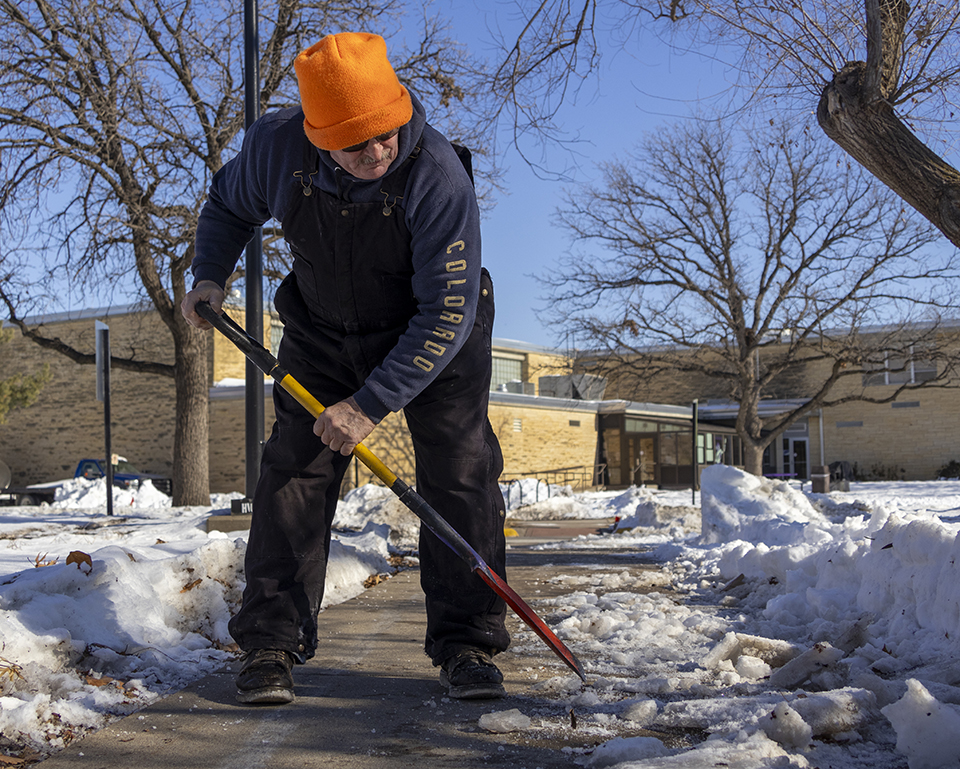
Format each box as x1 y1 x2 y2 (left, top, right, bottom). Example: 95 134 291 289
575 318 960 358
210 382 604 411
210 381 719 423
489 391 601 411
3 306 549 347
492 337 565 355
597 399 694 418
2 301 156 327
1 295 278 329
696 398 810 418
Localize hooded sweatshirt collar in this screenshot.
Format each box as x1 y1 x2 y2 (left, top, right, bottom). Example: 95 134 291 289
317 91 426 188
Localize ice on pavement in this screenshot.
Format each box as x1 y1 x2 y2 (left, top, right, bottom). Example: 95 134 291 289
478 708 532 733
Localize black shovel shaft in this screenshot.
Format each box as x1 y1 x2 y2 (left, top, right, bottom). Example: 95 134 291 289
195 302 586 681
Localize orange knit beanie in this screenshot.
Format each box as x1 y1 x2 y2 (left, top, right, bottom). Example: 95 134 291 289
295 32 412 151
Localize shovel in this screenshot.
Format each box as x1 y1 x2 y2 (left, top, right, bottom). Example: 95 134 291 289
195 301 586 682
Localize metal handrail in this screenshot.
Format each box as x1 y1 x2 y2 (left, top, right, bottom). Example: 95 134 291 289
501 464 606 506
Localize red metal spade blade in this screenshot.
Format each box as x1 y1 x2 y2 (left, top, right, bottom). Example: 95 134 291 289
476 564 586 681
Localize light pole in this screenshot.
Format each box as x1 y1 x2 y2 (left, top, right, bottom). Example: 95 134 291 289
243 0 264 500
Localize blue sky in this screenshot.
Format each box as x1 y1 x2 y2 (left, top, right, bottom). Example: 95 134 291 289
436 1 737 348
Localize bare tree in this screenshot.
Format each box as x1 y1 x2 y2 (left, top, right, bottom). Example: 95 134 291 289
546 117 960 474
487 0 960 247
0 0 491 504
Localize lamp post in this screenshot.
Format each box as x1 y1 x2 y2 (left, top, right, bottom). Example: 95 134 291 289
243 0 264 500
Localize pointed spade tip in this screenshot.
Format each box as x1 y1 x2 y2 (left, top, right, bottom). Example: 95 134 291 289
570 658 587 682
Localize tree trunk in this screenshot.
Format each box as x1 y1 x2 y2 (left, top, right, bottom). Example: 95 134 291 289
817 61 960 248
741 440 764 477
172 327 211 506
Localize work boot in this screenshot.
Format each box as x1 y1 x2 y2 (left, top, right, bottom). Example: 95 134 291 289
439 648 505 699
235 649 296 705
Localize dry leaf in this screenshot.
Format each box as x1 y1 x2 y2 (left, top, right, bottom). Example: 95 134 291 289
363 574 389 589
180 579 202 593
66 551 93 574
84 674 115 687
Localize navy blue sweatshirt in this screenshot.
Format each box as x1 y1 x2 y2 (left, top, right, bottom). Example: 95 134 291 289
192 93 482 422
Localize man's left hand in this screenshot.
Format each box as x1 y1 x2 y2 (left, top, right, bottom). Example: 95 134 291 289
314 397 377 456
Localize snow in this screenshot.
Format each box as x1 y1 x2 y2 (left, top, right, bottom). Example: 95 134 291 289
478 707 532 733
881 679 960 769
3 468 960 767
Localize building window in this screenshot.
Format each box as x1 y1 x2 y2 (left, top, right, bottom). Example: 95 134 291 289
625 418 659 433
513 418 523 432
569 420 580 427
491 355 523 391
836 421 864 428
863 347 937 386
697 432 717 464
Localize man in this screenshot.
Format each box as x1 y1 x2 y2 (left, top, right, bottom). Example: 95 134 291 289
181 32 509 704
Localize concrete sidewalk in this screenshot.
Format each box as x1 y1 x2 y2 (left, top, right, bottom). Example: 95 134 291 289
505 518 618 545
39 532 654 769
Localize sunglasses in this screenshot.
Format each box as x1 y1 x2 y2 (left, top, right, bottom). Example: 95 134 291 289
340 128 400 154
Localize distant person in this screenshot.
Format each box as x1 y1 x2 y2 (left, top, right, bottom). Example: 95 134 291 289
182 31 509 704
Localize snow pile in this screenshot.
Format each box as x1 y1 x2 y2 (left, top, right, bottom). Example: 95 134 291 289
520 469 960 768
0 538 241 753
501 480 627 520
882 679 960 769
3 468 960 766
331 479 618 550
318 524 393 608
516 486 701 545
334 484 421 551
0 484 392 756
697 464 960 669
698 464 836 546
52 476 173 510
581 735 671 766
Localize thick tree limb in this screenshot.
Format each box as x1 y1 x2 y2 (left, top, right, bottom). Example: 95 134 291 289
0 289 174 377
818 0 960 247
818 61 960 247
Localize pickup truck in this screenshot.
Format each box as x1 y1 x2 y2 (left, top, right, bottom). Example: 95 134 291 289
0 457 173 506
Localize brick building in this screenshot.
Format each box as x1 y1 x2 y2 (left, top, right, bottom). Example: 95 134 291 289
587 326 960 483
0 304 607 494
8 304 947 494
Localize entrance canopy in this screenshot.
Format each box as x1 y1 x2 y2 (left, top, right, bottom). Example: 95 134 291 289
597 401 741 489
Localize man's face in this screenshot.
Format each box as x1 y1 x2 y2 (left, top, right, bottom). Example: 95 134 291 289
329 128 400 180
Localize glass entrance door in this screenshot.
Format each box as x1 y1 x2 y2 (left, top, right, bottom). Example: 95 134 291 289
784 438 808 480
627 436 657 486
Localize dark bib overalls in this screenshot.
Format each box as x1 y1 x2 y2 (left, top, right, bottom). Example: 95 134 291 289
227 141 510 666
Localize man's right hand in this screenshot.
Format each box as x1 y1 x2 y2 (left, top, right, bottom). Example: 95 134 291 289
181 280 226 329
